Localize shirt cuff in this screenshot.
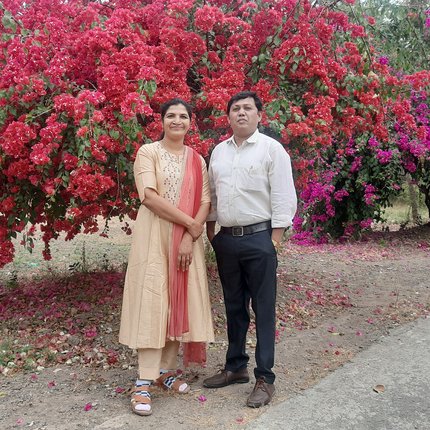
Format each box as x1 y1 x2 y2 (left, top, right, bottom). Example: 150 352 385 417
271 219 293 229
206 211 217 222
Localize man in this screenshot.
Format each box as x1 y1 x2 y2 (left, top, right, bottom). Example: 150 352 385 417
203 91 297 408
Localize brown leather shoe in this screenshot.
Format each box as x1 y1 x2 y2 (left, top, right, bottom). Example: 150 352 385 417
203 368 249 388
246 377 275 408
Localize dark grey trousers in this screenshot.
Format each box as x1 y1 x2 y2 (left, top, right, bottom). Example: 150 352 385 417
212 229 278 384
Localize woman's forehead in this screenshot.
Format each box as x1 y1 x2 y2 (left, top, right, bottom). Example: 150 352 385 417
165 104 189 114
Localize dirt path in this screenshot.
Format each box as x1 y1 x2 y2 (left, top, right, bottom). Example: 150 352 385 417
1 225 429 429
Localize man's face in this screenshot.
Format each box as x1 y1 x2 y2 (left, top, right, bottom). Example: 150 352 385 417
228 97 262 139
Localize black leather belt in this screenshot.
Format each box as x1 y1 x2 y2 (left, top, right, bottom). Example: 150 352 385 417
220 221 271 237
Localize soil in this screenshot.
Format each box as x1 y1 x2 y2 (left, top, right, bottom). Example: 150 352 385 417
1 223 429 430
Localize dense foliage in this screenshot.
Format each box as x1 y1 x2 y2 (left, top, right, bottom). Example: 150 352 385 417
352 0 429 74
346 0 430 222
0 0 429 265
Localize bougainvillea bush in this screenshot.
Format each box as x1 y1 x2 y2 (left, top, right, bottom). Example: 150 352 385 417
1 0 429 266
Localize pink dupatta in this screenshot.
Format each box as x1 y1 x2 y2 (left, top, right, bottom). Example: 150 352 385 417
167 146 206 366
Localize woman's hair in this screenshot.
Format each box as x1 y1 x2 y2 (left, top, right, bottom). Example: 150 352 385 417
160 98 193 121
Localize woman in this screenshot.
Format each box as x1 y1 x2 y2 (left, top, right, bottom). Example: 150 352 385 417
119 98 214 416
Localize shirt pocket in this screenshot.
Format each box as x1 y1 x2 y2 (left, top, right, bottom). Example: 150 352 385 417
237 165 267 191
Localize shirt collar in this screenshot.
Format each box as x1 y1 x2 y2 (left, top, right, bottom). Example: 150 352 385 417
227 129 260 147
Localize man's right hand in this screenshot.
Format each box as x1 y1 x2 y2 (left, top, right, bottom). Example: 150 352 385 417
206 221 216 243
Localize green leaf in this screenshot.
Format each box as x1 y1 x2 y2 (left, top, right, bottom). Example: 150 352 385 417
109 129 120 140
2 33 14 41
7 215 15 227
2 10 17 33
143 80 157 98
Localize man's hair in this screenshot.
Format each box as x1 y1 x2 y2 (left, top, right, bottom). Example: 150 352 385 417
227 91 263 115
160 98 193 120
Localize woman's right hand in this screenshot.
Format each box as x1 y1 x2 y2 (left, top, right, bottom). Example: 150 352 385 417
187 220 203 241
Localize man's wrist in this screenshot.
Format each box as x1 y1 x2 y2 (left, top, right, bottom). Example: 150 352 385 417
272 239 280 251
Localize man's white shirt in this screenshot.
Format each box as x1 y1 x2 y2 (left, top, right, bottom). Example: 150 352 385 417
208 129 297 228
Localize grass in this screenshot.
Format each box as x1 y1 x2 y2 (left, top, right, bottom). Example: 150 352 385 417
381 202 429 226
1 195 429 283
0 218 131 283
380 186 429 226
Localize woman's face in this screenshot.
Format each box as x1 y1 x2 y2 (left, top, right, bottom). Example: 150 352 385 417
162 104 191 140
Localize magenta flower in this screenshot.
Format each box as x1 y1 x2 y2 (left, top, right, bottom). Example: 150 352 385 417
368 137 379 147
350 156 362 173
403 159 417 173
334 189 349 201
364 184 378 206
378 56 389 65
376 149 393 164
360 218 373 229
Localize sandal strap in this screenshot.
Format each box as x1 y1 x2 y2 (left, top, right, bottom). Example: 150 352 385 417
132 385 152 393
156 371 189 393
131 393 151 405
131 385 152 406
156 371 176 384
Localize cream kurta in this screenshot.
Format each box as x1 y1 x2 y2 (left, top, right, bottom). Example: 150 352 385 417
119 142 214 349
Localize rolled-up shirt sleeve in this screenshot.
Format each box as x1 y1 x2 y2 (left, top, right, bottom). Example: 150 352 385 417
269 145 297 228
133 145 158 203
201 156 211 205
206 156 218 222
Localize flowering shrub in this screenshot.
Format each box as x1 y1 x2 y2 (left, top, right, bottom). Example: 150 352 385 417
0 0 429 265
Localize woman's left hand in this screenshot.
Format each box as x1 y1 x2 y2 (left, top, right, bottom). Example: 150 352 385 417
178 234 193 271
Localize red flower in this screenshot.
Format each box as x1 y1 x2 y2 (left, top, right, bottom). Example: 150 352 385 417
195 6 224 32
1 122 36 158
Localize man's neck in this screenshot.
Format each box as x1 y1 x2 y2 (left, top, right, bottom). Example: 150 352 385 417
234 136 246 146
233 130 256 146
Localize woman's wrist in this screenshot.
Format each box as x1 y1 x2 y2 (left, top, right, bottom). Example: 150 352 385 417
183 231 193 241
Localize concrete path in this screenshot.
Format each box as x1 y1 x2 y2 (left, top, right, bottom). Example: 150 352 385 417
247 317 430 430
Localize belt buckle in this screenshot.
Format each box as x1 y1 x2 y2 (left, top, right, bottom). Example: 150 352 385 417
232 226 244 237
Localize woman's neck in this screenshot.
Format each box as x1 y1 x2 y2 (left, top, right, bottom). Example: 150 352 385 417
160 138 185 155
